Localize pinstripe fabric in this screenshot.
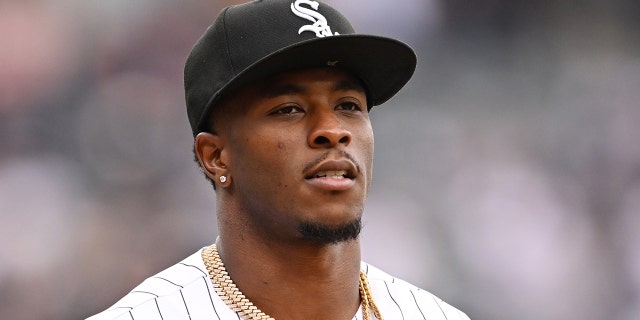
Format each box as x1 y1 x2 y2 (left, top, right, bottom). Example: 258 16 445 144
87 248 469 320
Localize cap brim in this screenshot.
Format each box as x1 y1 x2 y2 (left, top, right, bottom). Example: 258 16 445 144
198 35 416 132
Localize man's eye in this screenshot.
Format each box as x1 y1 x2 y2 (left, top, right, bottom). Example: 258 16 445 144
336 101 362 112
272 105 303 115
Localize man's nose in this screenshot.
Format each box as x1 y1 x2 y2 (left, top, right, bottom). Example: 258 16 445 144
307 111 352 148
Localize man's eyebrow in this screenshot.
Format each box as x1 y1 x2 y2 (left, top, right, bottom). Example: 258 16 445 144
333 79 366 93
259 83 306 98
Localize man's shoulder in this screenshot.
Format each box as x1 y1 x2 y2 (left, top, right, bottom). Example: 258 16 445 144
86 249 215 320
362 262 471 320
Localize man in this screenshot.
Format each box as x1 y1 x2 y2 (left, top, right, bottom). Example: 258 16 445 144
88 0 469 319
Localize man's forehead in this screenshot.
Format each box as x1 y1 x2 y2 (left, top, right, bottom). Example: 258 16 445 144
255 68 367 98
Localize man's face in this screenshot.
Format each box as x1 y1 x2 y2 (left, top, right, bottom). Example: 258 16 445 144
218 68 374 244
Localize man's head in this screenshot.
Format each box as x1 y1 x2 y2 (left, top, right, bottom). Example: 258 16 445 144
185 0 416 244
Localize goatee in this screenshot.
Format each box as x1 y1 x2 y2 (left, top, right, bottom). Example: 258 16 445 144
297 218 362 244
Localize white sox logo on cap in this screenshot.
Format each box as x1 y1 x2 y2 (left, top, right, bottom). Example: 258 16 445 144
290 0 339 38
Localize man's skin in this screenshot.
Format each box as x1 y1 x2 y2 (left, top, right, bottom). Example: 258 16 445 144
194 67 374 319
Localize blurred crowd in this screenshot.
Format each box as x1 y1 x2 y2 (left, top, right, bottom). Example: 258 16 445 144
1 0 639 319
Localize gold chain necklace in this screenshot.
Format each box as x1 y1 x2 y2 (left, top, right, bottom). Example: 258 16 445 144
202 245 382 320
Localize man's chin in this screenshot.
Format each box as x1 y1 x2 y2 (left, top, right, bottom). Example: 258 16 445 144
297 218 362 245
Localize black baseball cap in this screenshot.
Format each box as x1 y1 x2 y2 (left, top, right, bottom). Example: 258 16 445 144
184 0 417 136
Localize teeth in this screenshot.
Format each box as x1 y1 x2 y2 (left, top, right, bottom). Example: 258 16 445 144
315 170 347 179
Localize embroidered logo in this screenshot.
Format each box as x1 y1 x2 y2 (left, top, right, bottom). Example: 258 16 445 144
290 0 339 38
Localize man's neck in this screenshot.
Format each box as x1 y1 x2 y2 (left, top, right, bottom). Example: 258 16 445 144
215 233 362 320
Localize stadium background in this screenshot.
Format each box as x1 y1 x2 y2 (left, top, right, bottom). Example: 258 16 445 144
1 0 639 319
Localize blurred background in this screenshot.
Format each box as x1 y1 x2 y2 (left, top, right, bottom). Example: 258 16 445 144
1 0 639 319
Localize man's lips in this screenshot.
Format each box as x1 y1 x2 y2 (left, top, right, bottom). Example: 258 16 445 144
302 152 361 191
303 159 358 180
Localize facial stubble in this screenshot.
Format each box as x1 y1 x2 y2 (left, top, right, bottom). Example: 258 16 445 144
297 217 362 244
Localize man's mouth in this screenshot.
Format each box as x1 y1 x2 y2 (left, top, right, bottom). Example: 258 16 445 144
313 170 348 179
303 160 358 191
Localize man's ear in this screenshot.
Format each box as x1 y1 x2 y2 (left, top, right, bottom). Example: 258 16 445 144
194 132 230 187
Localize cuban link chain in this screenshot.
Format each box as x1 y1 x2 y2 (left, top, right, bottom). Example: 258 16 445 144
202 244 382 320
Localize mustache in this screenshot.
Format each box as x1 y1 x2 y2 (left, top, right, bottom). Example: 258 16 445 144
302 151 362 175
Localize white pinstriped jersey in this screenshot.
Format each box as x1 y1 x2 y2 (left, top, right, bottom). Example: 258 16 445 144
87 248 470 320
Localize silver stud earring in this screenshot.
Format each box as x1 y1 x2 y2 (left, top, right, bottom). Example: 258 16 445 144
219 176 227 183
